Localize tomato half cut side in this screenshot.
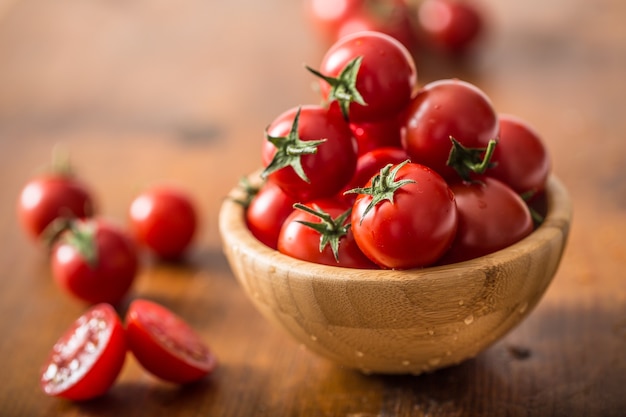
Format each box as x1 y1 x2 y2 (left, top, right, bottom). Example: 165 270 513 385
40 303 127 401
125 299 217 384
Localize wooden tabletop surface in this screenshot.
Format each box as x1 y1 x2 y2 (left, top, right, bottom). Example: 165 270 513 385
1 0 625 416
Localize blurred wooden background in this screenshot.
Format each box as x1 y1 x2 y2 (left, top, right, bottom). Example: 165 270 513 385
0 0 625 416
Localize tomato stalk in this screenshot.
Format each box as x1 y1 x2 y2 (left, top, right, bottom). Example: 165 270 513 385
447 137 497 182
62 220 99 268
345 159 416 222
292 203 352 262
306 56 367 120
262 107 326 183
232 176 263 208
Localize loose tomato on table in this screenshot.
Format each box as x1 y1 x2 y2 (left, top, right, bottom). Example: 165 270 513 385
438 177 534 265
129 185 198 259
40 303 127 401
125 299 217 384
349 160 458 269
17 171 95 241
488 113 551 196
278 199 377 269
50 218 139 305
261 105 358 202
402 78 499 182
306 30 417 123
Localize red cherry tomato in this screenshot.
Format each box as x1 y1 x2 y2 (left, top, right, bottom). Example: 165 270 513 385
278 199 377 269
350 161 457 269
51 218 139 305
417 0 483 54
304 0 365 43
246 180 298 250
261 105 358 202
17 173 95 241
488 114 551 195
349 113 404 156
310 30 417 123
340 146 410 205
402 78 499 182
438 177 534 264
40 303 127 401
129 185 198 259
125 299 217 384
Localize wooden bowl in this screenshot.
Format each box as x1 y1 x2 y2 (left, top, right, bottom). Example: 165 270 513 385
219 174 572 374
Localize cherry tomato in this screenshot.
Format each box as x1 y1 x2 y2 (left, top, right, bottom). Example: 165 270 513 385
246 180 298 250
51 218 139 305
129 185 198 259
339 146 410 204
309 30 417 123
17 173 95 241
278 199 377 269
402 78 499 182
488 114 551 195
417 0 483 54
438 177 534 264
304 0 365 44
350 161 457 269
261 105 358 202
40 303 127 401
125 299 217 384
349 113 404 156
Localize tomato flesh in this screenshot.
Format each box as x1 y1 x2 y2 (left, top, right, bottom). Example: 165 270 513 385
125 299 216 384
40 303 127 401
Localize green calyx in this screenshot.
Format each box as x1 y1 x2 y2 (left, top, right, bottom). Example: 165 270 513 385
232 176 263 208
62 220 99 268
306 56 367 120
344 159 416 223
261 107 326 183
447 137 498 182
293 203 352 263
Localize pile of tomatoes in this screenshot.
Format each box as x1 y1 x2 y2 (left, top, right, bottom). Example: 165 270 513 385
304 0 485 56
244 30 551 270
17 156 217 399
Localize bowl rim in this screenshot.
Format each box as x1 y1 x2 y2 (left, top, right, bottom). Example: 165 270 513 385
219 172 572 282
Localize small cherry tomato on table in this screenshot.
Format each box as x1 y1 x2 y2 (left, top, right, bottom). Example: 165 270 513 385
40 303 127 401
17 172 95 241
50 218 139 305
125 299 217 384
129 185 198 260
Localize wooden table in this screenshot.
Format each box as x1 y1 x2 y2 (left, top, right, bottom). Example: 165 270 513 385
1 0 625 415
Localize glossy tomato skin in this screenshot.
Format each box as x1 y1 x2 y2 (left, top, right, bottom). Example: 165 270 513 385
339 146 410 205
17 174 95 240
261 105 358 202
246 180 297 250
40 303 127 401
351 162 457 269
129 185 197 259
417 0 484 54
316 31 417 123
51 219 139 305
278 199 377 269
125 299 217 384
402 79 499 182
488 114 551 195
349 113 404 156
438 177 534 265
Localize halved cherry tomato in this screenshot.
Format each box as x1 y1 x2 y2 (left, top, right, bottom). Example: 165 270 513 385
51 218 139 305
129 185 198 259
17 173 95 241
125 299 217 384
40 303 127 401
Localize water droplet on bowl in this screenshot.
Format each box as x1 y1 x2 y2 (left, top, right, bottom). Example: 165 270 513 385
464 314 474 325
